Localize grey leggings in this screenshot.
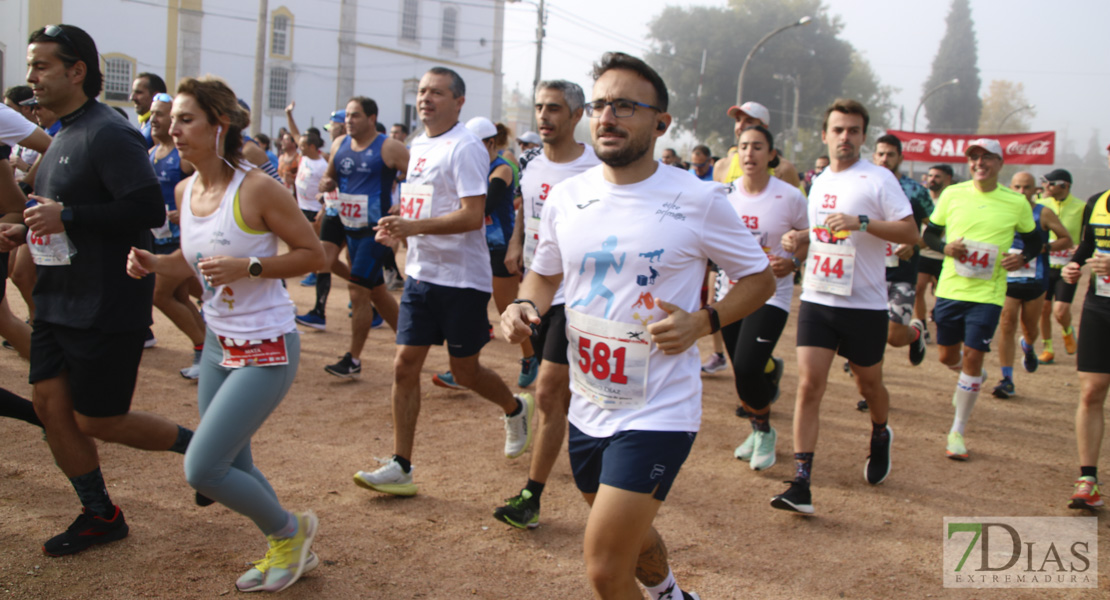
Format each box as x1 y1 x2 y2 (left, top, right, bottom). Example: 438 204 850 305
183 328 299 535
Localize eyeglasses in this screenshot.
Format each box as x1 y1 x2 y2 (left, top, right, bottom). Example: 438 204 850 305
1043 180 1068 187
42 25 77 55
584 98 662 118
153 93 174 103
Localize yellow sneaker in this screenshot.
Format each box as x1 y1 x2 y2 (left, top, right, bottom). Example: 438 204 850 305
945 431 968 461
235 511 319 593
1063 331 1077 355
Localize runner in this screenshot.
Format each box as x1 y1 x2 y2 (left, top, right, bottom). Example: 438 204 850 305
1061 157 1110 509
353 67 534 496
771 99 918 515
492 79 600 529
318 96 406 377
6 24 197 557
688 144 714 181
129 72 166 149
915 164 954 337
992 171 1071 399
127 76 324 591
433 117 539 391
503 51 771 600
276 131 300 193
722 125 808 471
713 101 801 187
146 92 205 380
1036 169 1085 364
922 139 1042 460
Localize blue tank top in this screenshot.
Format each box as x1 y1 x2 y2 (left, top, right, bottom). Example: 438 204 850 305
150 147 183 242
335 133 395 230
484 156 516 250
1008 204 1049 286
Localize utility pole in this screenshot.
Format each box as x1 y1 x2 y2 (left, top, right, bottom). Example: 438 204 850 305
691 49 707 140
251 0 268 137
791 73 800 162
531 0 545 131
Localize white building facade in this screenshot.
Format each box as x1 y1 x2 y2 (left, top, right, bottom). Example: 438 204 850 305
1 0 506 138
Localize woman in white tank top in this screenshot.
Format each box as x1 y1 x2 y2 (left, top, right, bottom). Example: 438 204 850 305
126 78 325 593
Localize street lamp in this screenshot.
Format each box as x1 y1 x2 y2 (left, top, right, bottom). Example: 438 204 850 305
997 104 1034 132
773 73 800 161
909 78 959 178
735 16 812 105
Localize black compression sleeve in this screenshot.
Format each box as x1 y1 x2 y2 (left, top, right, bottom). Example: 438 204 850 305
923 222 946 254
485 176 510 216
68 183 165 233
1018 229 1043 262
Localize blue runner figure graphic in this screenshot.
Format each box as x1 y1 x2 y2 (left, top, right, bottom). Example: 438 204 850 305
570 235 625 318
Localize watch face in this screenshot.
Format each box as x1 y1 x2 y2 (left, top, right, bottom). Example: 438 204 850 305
249 261 263 276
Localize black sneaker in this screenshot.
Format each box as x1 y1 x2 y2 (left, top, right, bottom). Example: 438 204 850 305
195 492 215 507
865 425 893 485
771 480 814 515
493 489 540 529
735 404 750 419
325 353 361 378
856 399 869 412
767 356 784 404
909 319 927 366
43 506 129 557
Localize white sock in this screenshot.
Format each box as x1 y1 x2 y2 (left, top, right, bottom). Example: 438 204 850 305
950 371 982 435
644 568 683 600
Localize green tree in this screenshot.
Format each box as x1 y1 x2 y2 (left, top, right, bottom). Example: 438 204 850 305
645 0 891 156
977 80 1034 134
921 0 982 133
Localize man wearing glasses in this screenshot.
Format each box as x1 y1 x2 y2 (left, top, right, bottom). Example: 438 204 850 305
687 144 714 181
924 139 1042 461
1036 168 1084 364
0 24 196 557
503 51 772 600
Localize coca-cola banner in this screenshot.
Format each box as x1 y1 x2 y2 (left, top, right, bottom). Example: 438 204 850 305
885 130 1055 165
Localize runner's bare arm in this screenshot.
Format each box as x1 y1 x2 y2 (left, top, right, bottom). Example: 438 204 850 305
712 157 729 183
1040 207 1073 251
504 202 525 275
824 213 917 245
377 194 484 239
319 135 345 192
382 138 410 175
284 102 300 139
502 270 562 343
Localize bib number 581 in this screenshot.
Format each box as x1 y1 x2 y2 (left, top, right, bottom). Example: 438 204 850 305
578 338 628 384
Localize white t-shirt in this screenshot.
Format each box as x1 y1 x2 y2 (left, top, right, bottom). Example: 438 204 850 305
0 103 36 146
716 176 809 313
294 155 328 212
404 122 492 291
531 164 769 437
800 159 912 310
519 143 601 306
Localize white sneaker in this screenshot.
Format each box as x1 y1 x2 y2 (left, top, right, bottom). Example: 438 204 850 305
749 427 777 471
701 353 727 374
504 393 535 458
734 430 757 461
353 458 417 496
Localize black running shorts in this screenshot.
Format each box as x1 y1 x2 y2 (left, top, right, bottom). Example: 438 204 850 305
29 322 145 418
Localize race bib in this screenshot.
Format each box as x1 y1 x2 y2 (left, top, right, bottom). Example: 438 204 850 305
523 217 540 269
399 183 434 220
217 335 289 368
803 241 855 296
1048 249 1072 268
565 309 650 410
1006 248 1035 279
26 230 74 266
1096 274 1110 298
294 165 310 197
151 206 173 240
953 240 998 280
884 242 899 268
338 192 369 229
322 189 340 216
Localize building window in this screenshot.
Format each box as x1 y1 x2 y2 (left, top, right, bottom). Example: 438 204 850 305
401 0 419 42
268 67 289 110
441 7 457 50
270 7 293 58
102 54 136 103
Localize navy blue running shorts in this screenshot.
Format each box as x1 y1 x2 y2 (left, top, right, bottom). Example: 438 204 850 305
346 234 389 289
568 424 696 501
396 278 490 357
933 298 1003 353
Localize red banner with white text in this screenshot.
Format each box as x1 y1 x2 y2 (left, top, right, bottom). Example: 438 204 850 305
885 130 1056 165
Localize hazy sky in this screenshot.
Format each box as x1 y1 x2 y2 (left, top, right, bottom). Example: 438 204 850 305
502 0 1109 157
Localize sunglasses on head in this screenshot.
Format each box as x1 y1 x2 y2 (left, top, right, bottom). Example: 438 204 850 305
42 25 78 55
153 93 174 104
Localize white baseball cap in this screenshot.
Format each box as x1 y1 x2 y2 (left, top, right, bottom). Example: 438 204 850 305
726 101 770 126
465 116 498 140
517 131 541 145
965 138 1003 159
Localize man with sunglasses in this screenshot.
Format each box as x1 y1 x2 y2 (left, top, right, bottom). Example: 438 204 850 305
0 24 196 557
924 139 1042 461
503 51 773 600
1036 169 1083 364
687 144 714 181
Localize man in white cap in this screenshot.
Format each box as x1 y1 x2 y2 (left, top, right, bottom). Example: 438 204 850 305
713 101 801 187
517 131 541 153
923 138 1042 461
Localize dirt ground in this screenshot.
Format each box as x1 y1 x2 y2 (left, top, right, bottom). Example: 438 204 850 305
0 274 1107 599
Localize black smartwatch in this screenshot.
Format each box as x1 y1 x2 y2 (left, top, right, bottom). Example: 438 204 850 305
858 215 870 232
0 144 10 162
701 304 721 334
248 256 263 279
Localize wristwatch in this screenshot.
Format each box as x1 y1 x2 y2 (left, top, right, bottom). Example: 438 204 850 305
248 256 263 279
792 257 803 272
858 215 870 232
701 304 721 334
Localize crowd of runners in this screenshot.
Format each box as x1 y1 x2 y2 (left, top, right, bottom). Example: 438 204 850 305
1 23 1108 599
